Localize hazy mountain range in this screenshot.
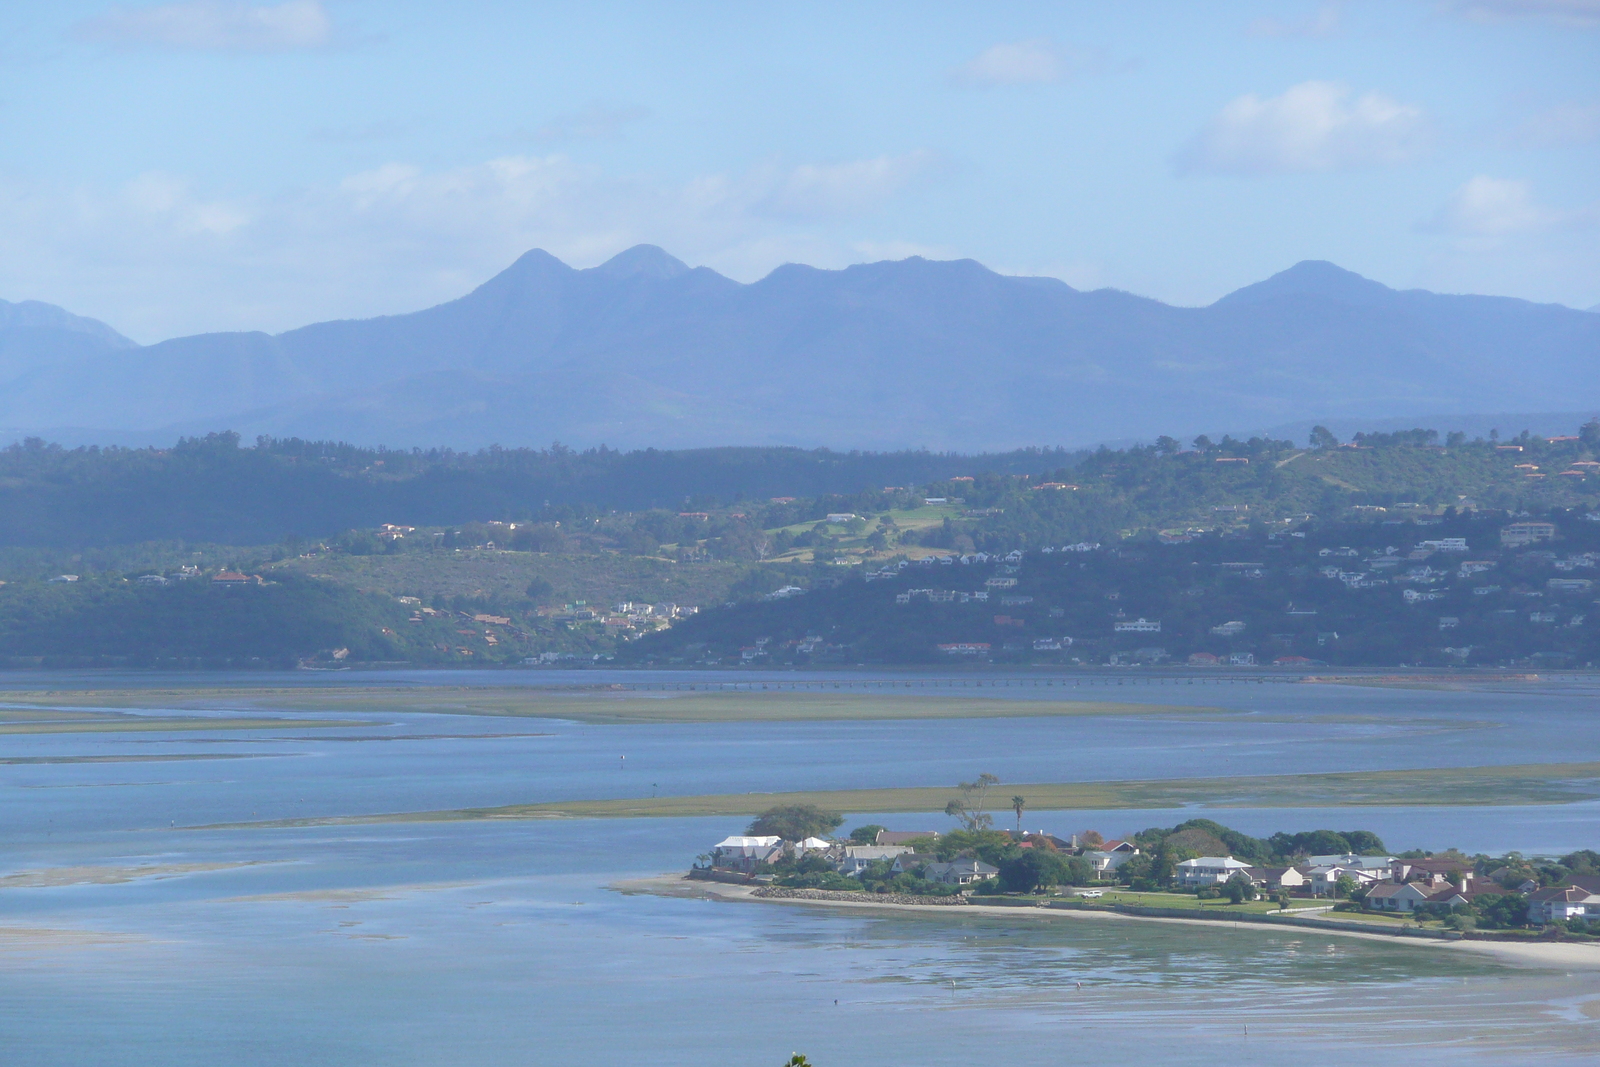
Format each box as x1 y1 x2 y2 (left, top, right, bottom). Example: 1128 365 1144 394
3 248 1597 452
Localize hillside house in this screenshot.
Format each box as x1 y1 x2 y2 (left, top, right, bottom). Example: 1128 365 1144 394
1501 522 1556 546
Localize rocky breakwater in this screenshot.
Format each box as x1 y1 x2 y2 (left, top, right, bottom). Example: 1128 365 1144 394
753 887 969 906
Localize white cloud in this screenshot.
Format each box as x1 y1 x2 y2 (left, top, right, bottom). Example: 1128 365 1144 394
1247 4 1342 37
951 39 1068 87
1510 101 1600 147
1441 0 1600 26
0 151 940 340
75 0 334 51
1424 176 1566 235
1175 80 1430 174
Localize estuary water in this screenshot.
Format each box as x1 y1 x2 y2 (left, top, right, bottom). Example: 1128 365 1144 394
3 671 1599 1064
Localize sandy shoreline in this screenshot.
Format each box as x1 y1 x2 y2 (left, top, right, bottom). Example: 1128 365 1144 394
612 873 1600 972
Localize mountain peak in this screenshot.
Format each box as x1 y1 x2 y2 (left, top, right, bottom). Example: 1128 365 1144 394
587 245 690 281
0 298 135 348
1213 260 1395 308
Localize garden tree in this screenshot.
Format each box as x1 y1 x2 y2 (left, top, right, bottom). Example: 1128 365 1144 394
1334 874 1357 900
1011 795 1027 833
997 850 1091 893
1276 890 1291 909
848 824 886 845
929 829 1017 865
1309 425 1340 449
784 1056 813 1067
748 804 843 841
1164 827 1228 858
1169 818 1275 863
1224 873 1255 904
1472 894 1528 929
943 773 1000 831
1149 841 1199 885
1561 850 1600 874
1077 829 1104 847
1118 852 1154 887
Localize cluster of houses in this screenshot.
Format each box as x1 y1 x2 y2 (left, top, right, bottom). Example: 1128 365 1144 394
703 830 1591 925
707 831 1000 887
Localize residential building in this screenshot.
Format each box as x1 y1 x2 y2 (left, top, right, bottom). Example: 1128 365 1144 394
1175 856 1253 886
712 836 784 873
1114 617 1161 633
1364 882 1436 913
1501 522 1557 547
1083 849 1138 880
1390 858 1475 887
1528 885 1600 924
889 853 937 875
837 844 912 875
1249 866 1308 892
924 859 999 886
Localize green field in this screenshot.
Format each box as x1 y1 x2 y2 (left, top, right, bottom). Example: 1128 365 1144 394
273 550 749 610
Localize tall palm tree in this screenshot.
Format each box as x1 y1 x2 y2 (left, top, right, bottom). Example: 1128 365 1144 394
1012 795 1026 834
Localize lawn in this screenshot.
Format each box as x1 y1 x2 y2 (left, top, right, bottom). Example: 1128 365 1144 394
1058 890 1287 915
765 503 963 563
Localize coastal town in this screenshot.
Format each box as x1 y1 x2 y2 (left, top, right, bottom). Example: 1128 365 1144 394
693 806 1600 938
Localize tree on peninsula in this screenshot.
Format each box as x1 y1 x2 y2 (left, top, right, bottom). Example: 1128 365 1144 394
748 804 843 841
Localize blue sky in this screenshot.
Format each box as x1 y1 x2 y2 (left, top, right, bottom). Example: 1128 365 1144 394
2 0 1597 341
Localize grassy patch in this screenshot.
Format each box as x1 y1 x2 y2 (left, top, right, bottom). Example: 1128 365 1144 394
274 550 748 610
1062 890 1286 914
0 688 1218 725
200 759 1600 829
0 707 368 734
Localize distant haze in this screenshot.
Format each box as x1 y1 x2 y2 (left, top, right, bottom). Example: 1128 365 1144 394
2 247 1597 453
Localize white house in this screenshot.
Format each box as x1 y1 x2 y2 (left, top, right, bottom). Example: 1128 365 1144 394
1175 856 1253 886
1083 849 1138 880
1363 882 1435 913
1528 885 1600 924
712 835 784 873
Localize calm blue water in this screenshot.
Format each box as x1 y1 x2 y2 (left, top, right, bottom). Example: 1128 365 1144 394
3 672 1599 1064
